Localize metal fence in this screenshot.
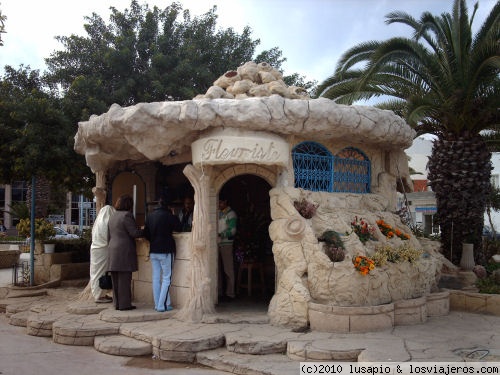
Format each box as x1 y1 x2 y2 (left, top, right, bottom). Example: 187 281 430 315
292 142 370 194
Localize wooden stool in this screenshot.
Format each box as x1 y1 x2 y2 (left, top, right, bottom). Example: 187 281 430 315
237 261 266 297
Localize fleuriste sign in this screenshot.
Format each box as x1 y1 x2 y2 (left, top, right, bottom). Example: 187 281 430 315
191 133 289 167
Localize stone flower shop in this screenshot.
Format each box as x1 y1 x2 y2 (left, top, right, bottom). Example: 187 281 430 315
74 61 447 331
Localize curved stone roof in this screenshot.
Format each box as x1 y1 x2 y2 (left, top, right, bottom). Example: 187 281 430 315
74 96 415 172
74 61 415 172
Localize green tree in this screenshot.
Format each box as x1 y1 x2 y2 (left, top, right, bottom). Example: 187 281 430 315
316 0 500 264
0 65 93 199
0 3 6 46
45 1 310 121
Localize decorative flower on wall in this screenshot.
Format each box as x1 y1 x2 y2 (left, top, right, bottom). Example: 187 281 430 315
294 198 318 219
350 216 375 243
376 219 410 240
352 255 375 275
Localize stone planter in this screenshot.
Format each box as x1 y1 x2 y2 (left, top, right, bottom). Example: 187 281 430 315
460 243 475 271
43 243 55 254
308 294 450 333
308 301 394 333
448 289 500 316
0 249 21 268
425 291 450 317
394 297 427 325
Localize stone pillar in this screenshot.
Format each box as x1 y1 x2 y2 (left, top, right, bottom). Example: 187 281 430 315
176 164 216 322
3 184 12 229
92 171 107 213
65 192 72 226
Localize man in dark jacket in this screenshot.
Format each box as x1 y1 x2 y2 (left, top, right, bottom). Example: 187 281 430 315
143 194 182 312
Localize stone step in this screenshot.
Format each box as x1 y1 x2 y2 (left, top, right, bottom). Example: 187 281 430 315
94 334 152 356
287 336 410 363
7 289 47 298
3 296 46 316
66 301 111 315
60 278 89 287
9 310 28 327
117 318 227 363
52 313 120 346
27 310 71 337
99 303 174 323
225 324 300 355
196 348 298 375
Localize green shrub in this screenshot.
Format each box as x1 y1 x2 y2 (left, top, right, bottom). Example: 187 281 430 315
476 276 500 294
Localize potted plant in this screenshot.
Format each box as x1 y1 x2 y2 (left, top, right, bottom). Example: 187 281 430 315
318 230 345 262
460 233 476 271
16 218 56 253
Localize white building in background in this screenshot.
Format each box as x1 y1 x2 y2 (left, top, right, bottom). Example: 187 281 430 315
404 136 500 234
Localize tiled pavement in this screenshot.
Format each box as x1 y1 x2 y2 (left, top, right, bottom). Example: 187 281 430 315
0 284 500 375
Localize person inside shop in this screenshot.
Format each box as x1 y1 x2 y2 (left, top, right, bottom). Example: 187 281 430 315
218 194 237 301
178 196 194 232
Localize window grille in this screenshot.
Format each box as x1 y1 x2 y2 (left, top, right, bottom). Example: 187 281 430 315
292 143 370 194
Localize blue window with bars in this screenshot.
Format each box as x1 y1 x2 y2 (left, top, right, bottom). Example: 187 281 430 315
292 142 370 193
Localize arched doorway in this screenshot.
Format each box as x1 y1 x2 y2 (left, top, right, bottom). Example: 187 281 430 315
217 174 274 308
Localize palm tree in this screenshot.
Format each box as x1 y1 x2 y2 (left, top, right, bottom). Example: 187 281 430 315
317 0 500 264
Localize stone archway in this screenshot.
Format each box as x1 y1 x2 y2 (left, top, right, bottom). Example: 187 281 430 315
215 167 276 306
214 164 276 192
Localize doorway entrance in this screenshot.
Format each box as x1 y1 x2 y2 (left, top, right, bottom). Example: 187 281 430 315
217 174 274 309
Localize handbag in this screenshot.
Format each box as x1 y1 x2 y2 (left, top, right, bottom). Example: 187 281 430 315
98 272 112 289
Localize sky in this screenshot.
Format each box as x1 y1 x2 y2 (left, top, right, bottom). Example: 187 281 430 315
0 0 497 85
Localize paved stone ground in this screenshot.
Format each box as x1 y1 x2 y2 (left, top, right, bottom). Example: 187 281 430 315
1 263 500 375
0 314 231 375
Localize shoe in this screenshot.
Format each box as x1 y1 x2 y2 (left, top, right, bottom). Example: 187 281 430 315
119 305 136 311
156 308 165 312
166 305 173 311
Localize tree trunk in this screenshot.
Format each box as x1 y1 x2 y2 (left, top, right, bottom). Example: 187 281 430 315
26 176 51 218
427 133 491 265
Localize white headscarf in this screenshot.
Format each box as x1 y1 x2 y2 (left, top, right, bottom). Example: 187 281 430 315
91 205 115 249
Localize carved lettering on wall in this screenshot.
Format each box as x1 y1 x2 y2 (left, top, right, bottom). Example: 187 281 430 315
201 139 280 162
192 134 289 167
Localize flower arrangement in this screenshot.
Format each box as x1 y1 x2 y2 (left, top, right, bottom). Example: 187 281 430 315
371 243 423 266
318 230 345 262
294 198 318 219
352 255 375 275
350 216 375 243
16 218 56 243
376 219 410 240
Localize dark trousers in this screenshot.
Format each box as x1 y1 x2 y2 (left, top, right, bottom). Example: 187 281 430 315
110 271 133 310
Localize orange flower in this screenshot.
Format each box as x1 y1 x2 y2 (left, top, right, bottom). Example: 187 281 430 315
352 255 375 275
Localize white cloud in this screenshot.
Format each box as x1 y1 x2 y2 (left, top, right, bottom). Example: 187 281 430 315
0 0 496 82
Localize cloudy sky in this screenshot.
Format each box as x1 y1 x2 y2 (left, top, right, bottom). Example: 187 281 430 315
0 0 496 84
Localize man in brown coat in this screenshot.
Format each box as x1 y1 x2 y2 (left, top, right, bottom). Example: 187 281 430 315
107 195 143 310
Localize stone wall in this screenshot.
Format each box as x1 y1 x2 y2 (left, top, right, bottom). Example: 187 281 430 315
268 187 444 328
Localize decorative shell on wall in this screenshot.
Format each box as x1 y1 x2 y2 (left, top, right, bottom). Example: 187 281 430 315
196 61 310 100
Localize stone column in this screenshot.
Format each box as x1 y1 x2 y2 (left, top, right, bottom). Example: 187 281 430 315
3 184 12 229
176 164 216 322
92 171 107 213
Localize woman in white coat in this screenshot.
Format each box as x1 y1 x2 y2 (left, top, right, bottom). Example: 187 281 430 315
90 205 115 303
